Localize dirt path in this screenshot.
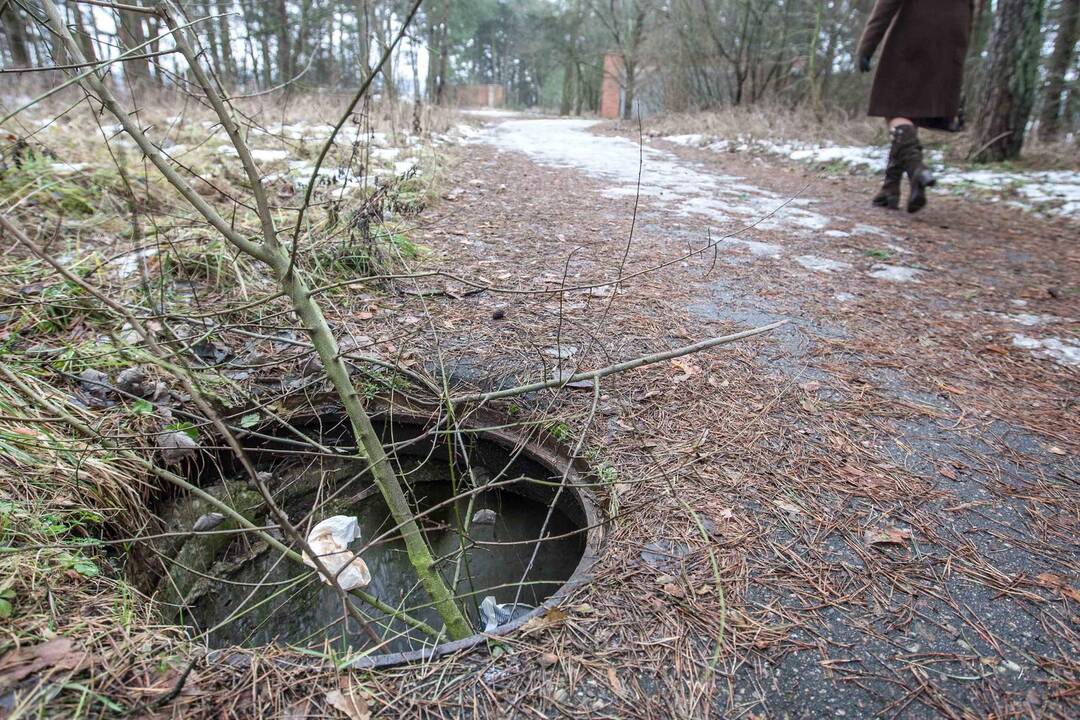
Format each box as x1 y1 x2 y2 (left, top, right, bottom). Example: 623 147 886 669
395 114 1080 718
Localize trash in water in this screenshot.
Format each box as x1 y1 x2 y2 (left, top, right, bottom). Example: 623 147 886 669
479 595 532 632
301 516 371 591
192 512 226 532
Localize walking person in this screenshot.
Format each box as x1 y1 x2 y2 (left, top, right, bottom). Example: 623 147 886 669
858 0 973 213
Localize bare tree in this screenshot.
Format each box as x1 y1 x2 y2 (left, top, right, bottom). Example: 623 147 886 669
592 0 651 119
1 1 33 68
117 3 153 85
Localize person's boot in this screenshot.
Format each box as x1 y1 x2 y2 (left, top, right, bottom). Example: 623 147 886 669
872 127 903 210
894 124 936 214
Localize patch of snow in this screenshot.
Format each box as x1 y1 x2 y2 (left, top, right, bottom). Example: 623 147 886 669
851 224 892 238
665 133 1080 218
461 109 521 118
795 255 851 272
1010 299 1029 307
1011 335 1080 366
834 292 858 302
217 146 289 162
824 230 851 238
482 118 833 235
114 248 157 279
869 264 923 283
723 239 782 257
371 147 401 162
270 162 375 195
988 312 1066 327
394 158 419 175
251 149 289 162
665 134 708 147
49 162 93 175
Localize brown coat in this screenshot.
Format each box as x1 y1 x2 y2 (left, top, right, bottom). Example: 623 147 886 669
858 0 973 130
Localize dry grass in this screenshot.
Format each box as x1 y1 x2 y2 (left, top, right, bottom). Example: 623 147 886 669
0 89 471 717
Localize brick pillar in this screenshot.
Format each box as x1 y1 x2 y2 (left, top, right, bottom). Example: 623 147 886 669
600 52 623 119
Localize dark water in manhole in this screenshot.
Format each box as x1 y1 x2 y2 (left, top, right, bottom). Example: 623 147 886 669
149 415 588 656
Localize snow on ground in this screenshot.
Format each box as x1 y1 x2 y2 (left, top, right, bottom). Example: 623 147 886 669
460 109 523 119
868 264 923 283
662 134 1080 219
795 255 851 272
1010 335 1080 367
485 118 838 236
473 118 940 288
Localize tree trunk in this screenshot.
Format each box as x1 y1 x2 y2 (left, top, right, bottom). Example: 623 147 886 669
972 0 1046 162
118 7 151 85
216 0 238 83
623 61 636 119
381 6 395 100
69 3 98 64
1 4 32 67
425 3 437 97
1038 0 1080 141
275 0 291 81
435 0 450 103
354 0 370 81
622 5 647 120
961 0 995 123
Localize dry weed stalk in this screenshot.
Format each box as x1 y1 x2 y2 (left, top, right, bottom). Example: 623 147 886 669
35 0 471 639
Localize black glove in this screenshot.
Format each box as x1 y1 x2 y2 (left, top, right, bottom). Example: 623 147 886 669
859 55 872 73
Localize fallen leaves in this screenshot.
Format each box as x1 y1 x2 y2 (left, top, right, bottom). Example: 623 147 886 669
325 686 371 720
774 499 803 516
670 358 701 384
157 430 199 466
1034 573 1080 602
0 638 93 691
519 607 568 636
864 527 912 547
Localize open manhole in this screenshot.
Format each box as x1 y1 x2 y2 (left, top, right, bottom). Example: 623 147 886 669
143 403 601 667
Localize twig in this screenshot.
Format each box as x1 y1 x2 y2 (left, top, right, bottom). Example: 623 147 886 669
449 320 789 405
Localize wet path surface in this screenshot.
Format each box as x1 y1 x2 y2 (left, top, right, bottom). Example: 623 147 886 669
418 115 1079 717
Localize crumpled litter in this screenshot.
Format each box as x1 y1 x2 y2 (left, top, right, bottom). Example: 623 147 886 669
479 595 533 632
301 516 371 591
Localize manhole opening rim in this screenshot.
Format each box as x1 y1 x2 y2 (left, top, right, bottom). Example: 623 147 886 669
200 399 604 670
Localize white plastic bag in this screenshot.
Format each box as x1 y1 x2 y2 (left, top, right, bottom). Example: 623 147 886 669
301 516 372 591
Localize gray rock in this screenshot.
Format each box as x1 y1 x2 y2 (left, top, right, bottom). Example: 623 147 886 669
78 368 110 397
115 367 150 397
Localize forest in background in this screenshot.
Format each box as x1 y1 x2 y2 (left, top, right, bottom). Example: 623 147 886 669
2 1 1079 155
